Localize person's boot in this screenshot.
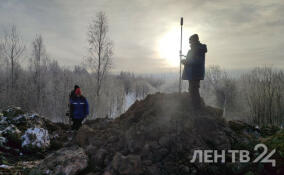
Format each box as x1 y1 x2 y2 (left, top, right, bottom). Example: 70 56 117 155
192 88 202 110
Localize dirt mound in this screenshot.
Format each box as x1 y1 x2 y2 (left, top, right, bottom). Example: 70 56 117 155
0 106 70 171
75 93 242 175
3 93 282 175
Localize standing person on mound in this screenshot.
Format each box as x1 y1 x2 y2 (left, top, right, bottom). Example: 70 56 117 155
66 85 80 119
69 87 89 130
181 34 207 107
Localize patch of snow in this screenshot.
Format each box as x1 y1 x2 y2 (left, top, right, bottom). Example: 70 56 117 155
27 114 38 119
0 116 7 124
21 128 50 149
0 164 11 169
0 137 6 145
125 93 137 111
13 115 25 121
3 124 21 135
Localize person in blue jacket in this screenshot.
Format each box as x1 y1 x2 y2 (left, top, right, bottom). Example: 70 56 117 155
69 87 89 130
181 34 207 107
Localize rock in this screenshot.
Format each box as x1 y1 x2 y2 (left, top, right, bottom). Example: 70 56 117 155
21 127 50 151
38 146 88 175
2 124 22 147
145 165 160 175
91 148 108 167
143 160 152 166
153 148 168 162
17 160 41 169
109 152 142 175
86 173 97 175
10 114 27 126
76 125 95 147
103 171 112 175
0 115 8 126
158 136 170 147
2 106 24 119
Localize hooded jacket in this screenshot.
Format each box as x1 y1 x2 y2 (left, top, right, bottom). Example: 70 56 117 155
182 42 207 80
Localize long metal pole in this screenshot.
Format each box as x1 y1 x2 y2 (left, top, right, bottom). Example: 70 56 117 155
179 17 183 93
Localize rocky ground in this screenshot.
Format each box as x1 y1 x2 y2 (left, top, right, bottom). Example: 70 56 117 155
0 93 283 175
0 106 73 174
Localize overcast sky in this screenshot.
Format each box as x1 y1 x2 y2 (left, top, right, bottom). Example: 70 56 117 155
0 0 283 73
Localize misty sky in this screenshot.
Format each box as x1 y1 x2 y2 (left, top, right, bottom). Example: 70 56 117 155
0 0 283 73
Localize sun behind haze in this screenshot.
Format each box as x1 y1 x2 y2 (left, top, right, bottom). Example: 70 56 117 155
158 26 194 67
0 0 283 73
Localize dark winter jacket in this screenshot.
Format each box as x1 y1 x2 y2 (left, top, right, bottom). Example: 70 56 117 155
182 42 207 80
70 96 89 119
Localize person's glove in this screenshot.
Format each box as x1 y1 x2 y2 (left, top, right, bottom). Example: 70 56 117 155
181 59 187 65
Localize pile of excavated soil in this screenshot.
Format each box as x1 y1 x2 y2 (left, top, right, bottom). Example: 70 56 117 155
76 93 247 175
3 93 282 175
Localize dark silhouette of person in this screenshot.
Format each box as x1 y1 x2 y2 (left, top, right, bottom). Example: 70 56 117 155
181 34 207 107
69 87 89 130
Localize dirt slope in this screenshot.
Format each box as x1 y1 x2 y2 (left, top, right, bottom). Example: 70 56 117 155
2 93 283 175
75 93 247 175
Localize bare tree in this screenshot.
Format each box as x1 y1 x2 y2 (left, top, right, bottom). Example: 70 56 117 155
205 65 237 116
242 67 284 127
2 25 25 90
86 12 113 97
30 34 45 111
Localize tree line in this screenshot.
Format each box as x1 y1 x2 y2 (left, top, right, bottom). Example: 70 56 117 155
0 13 283 127
0 12 163 122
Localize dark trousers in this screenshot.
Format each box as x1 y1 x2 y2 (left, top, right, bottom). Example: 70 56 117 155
188 80 202 108
72 118 83 130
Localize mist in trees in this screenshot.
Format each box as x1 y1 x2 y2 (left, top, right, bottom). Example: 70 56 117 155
242 67 284 127
203 65 237 117
0 22 283 128
0 23 163 121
